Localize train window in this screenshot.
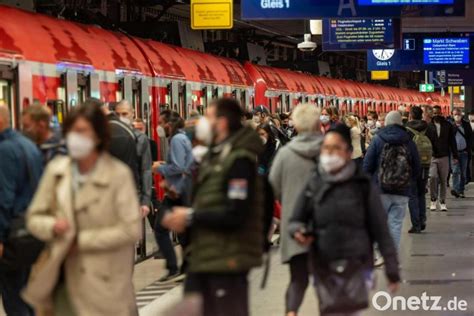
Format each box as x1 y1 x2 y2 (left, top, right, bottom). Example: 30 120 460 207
0 79 14 125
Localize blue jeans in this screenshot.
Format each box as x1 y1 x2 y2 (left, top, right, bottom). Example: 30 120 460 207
452 151 469 194
381 194 409 250
0 267 34 316
409 167 429 229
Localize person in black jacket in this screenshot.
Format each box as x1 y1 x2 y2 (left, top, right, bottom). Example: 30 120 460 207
426 106 459 211
450 108 473 198
289 124 400 316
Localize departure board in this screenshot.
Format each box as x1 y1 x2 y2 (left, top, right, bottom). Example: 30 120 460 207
359 0 453 4
322 18 400 51
423 38 470 64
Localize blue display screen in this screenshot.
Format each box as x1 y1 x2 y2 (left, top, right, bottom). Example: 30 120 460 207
322 18 400 51
367 33 473 71
423 38 470 65
359 0 453 5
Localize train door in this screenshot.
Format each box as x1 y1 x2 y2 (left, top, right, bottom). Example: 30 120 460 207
0 64 16 127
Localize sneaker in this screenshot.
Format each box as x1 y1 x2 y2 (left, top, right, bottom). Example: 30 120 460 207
421 223 426 231
408 227 421 234
451 190 460 198
440 202 448 212
158 272 180 284
374 256 385 267
459 193 466 198
430 201 437 211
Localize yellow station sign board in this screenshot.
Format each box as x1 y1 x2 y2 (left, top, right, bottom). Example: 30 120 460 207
191 0 233 30
371 71 389 81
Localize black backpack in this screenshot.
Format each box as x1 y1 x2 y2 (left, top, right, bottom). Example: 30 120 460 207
378 136 412 193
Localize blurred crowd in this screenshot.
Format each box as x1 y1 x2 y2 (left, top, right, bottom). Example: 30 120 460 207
0 98 472 316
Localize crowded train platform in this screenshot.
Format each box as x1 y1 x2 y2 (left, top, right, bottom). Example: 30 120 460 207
0 1 473 316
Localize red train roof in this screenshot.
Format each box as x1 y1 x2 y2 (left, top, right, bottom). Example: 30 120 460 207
0 5 151 75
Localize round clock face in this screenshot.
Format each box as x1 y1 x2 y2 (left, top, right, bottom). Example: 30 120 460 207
372 49 395 61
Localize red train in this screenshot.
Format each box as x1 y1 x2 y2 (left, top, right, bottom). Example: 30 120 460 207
0 5 456 142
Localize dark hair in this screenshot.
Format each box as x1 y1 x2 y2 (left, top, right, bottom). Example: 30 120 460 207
410 106 423 120
244 111 253 120
367 111 378 120
63 98 110 152
213 98 244 132
161 110 184 136
433 105 442 112
328 124 353 151
256 123 276 145
22 104 50 123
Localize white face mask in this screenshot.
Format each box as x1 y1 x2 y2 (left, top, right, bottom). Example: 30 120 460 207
195 117 213 145
260 136 267 145
253 116 261 124
320 115 330 124
376 121 383 129
288 120 294 127
319 154 346 173
454 115 462 122
67 132 95 160
367 120 375 128
119 116 131 126
192 145 208 164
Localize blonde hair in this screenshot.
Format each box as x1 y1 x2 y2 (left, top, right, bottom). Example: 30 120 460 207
344 114 360 129
293 103 320 133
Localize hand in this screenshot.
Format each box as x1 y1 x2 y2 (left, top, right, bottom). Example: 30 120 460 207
452 159 459 165
153 161 166 172
53 218 70 236
141 205 150 218
293 231 314 246
0 243 3 258
161 207 189 233
388 282 400 294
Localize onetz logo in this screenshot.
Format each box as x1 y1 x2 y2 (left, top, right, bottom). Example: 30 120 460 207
372 291 468 312
260 0 290 9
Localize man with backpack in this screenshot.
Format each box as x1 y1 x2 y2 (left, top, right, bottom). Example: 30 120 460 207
363 111 421 249
406 106 432 233
161 98 265 316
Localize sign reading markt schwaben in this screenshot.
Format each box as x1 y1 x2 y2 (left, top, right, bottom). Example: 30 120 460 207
191 0 233 30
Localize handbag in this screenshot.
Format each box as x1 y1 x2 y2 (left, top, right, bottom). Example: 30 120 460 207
314 259 369 314
311 179 371 314
1 144 44 270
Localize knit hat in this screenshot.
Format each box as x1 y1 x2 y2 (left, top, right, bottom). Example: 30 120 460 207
385 111 403 126
327 123 352 150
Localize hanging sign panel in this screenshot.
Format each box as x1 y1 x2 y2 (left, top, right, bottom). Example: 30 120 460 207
322 18 400 51
191 0 233 29
241 0 464 19
359 0 453 5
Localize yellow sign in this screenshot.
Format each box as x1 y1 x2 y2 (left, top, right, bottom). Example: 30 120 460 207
371 71 389 80
453 86 460 94
191 0 233 30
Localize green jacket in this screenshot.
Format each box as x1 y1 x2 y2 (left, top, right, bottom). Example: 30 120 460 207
188 126 264 273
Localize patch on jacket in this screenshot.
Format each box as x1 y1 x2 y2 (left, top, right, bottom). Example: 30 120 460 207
228 179 248 200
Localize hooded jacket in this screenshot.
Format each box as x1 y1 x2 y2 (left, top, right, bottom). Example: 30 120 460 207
269 133 322 263
363 125 421 196
426 116 459 160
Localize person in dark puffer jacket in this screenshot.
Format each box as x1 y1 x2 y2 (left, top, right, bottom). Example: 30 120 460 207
289 124 400 316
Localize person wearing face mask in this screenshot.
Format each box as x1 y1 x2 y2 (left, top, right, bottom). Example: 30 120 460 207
344 114 363 167
449 108 472 198
0 104 43 316
363 111 421 251
289 124 400 316
269 104 322 316
426 106 459 211
257 123 278 176
153 110 194 283
116 100 152 219
365 111 378 147
21 104 67 165
320 107 336 135
161 98 265 316
23 100 141 315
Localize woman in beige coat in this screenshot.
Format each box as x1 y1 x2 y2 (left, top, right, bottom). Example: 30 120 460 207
22 100 141 316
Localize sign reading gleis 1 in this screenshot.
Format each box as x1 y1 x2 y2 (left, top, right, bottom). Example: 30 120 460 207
191 0 233 30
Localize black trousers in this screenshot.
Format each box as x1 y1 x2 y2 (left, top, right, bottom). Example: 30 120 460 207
286 253 310 313
184 272 249 316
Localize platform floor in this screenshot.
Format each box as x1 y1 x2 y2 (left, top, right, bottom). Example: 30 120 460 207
1 186 473 316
